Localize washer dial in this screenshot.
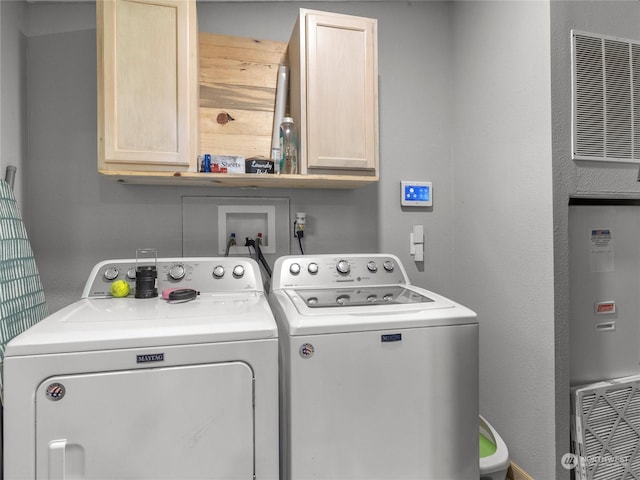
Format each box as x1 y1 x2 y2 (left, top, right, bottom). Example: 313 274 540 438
212 265 225 278
289 263 301 275
169 264 185 280
336 260 350 275
103 267 119 281
233 265 245 278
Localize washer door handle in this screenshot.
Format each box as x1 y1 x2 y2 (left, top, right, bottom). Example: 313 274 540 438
48 439 67 480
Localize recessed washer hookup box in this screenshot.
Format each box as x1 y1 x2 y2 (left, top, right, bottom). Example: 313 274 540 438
246 158 275 174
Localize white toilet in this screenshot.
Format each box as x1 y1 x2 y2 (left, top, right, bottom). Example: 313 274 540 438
479 415 510 480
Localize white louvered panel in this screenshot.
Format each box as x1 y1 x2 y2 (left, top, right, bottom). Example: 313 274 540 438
571 375 640 480
572 31 640 163
604 39 633 159
574 33 605 159
632 43 640 159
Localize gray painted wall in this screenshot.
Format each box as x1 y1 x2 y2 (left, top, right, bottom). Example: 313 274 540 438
24 1 460 319
551 2 640 477
451 3 555 478
16 0 554 475
13 0 635 477
1 0 28 210
196 1 457 297
552 2 640 199
25 2 388 315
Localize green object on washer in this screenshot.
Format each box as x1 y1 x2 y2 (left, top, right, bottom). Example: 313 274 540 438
480 432 497 458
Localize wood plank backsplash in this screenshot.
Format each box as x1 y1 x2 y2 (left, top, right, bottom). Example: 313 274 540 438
199 32 288 160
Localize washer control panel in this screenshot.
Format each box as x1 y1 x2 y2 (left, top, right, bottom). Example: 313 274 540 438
272 254 409 289
84 257 263 297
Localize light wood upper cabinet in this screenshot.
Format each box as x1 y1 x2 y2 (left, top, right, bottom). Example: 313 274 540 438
97 5 379 188
289 9 378 176
97 0 198 172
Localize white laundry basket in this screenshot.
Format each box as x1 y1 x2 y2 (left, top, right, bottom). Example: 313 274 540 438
479 415 510 480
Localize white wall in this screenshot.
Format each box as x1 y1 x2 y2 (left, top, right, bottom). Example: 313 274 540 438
1 0 28 210
451 2 556 478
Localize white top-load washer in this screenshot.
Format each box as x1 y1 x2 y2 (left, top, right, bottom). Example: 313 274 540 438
269 254 479 480
3 257 279 480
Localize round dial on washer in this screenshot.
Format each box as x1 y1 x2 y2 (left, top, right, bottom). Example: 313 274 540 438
384 293 394 302
367 294 378 303
233 265 245 278
367 261 378 273
307 262 319 274
289 263 301 275
383 260 395 272
103 267 119 281
126 268 137 280
169 264 186 280
212 265 225 278
336 260 350 274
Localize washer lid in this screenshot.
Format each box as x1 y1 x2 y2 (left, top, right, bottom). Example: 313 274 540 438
5 292 277 356
294 286 434 308
272 286 477 335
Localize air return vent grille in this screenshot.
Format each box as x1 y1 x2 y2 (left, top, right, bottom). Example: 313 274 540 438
572 31 640 163
571 375 640 479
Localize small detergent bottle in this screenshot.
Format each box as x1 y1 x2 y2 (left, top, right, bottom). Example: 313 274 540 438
279 117 298 174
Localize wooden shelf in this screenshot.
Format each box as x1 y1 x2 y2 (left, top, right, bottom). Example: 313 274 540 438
100 170 378 189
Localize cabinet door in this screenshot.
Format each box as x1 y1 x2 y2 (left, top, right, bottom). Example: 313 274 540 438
97 0 198 171
304 11 378 173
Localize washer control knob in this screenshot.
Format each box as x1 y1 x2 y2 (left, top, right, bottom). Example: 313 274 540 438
289 263 301 275
336 260 350 275
307 262 319 274
233 265 245 278
169 264 186 280
212 265 225 278
367 261 378 273
126 268 137 280
383 260 395 272
103 267 119 281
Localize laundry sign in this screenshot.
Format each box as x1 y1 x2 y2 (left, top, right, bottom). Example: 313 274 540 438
590 228 614 272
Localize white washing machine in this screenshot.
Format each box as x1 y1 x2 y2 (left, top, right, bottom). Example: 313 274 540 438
269 254 479 480
3 257 279 480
